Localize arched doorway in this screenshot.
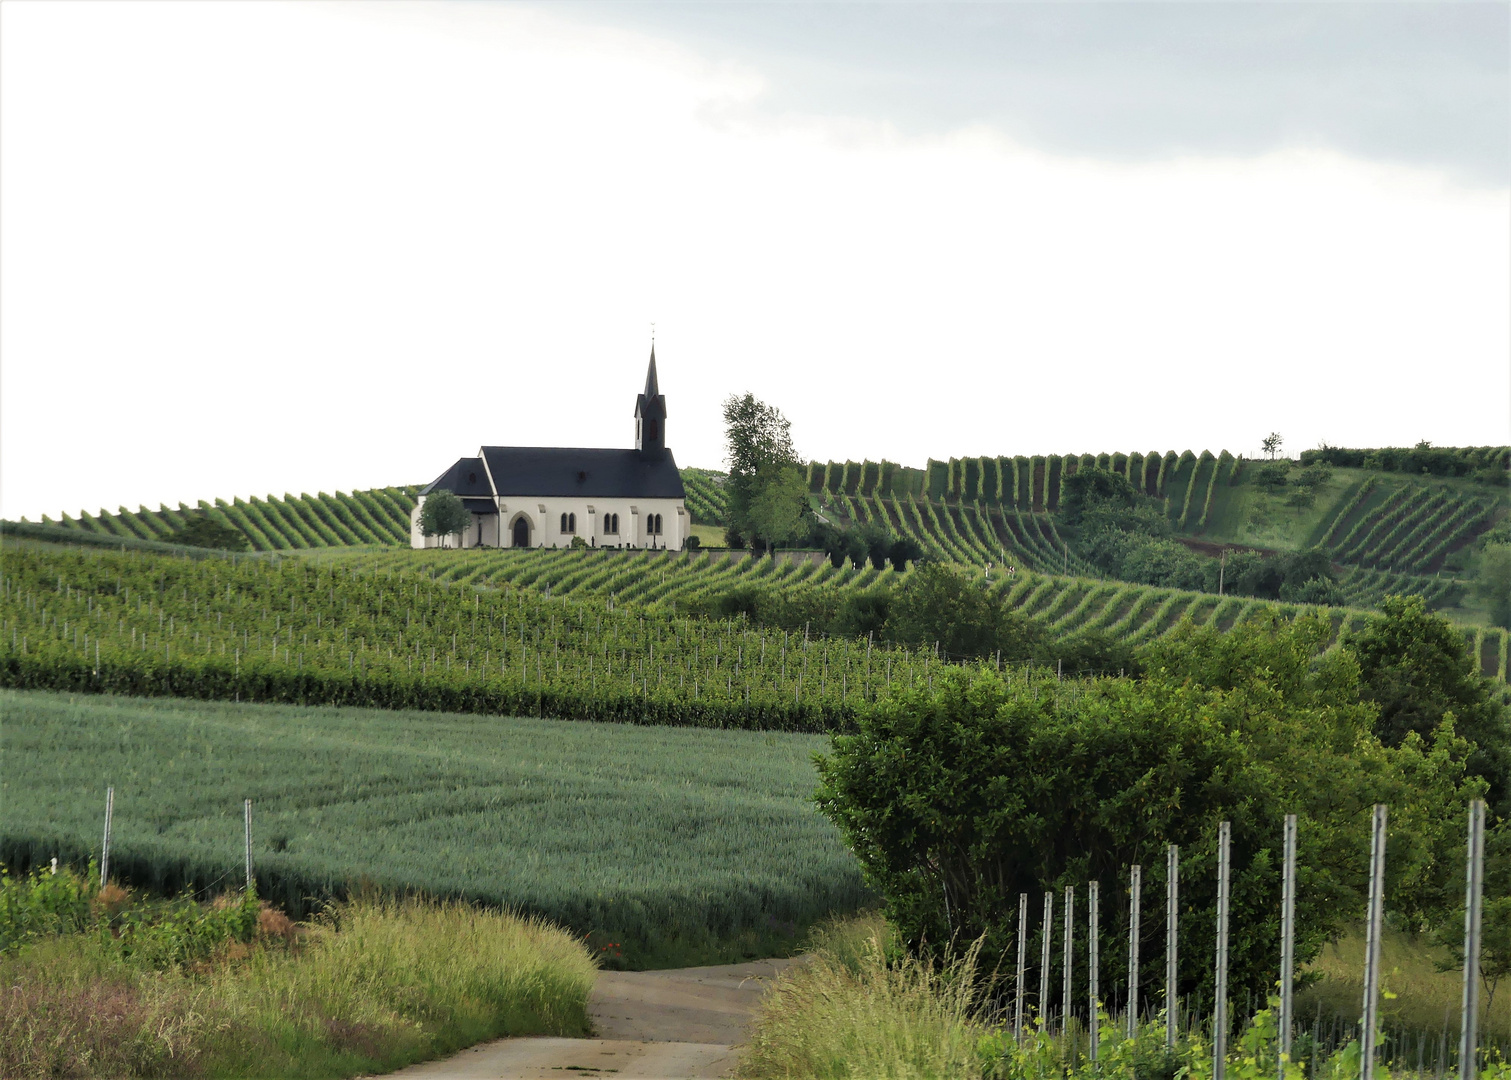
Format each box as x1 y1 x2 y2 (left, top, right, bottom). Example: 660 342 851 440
511 517 530 548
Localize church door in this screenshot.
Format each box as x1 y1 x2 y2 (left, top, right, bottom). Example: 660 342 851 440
512 517 530 548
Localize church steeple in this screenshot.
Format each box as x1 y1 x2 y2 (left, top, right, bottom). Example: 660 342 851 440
635 345 666 456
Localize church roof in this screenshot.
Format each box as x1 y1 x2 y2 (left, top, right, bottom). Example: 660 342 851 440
635 346 666 421
473 447 685 499
422 457 493 497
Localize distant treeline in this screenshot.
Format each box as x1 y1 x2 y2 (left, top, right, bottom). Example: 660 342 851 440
1299 444 1508 482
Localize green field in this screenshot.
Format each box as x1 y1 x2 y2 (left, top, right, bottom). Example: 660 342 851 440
1 688 868 967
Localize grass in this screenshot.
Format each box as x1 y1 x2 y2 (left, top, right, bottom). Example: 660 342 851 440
2 688 870 968
1298 923 1511 1044
0 890 596 1079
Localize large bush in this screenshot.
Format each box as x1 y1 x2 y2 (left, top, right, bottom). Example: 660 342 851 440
814 615 1483 1006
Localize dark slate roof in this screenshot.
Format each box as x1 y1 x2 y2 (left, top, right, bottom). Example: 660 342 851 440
635 348 666 420
479 447 685 499
461 498 498 514
421 457 493 497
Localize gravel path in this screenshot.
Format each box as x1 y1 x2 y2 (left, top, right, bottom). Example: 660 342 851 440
384 958 798 1079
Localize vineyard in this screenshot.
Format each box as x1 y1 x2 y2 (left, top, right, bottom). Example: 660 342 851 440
1313 479 1502 573
5 542 1508 720
28 487 419 550
4 688 869 965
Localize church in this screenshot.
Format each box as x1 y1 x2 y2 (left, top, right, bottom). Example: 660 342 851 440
410 351 689 550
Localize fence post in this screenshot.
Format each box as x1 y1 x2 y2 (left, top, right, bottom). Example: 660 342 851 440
1362 804 1388 1080
100 786 114 888
1064 885 1076 1034
1214 821 1232 1080
1167 843 1180 1049
1041 891 1055 1028
244 799 254 890
1016 892 1029 1041
1128 864 1142 1039
1280 814 1298 1079
1090 880 1101 1062
1459 800 1486 1080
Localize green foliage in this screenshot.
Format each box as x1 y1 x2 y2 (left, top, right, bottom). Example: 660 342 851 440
888 534 924 572
1060 468 1137 527
1476 545 1511 630
1302 442 1510 481
1347 595 1511 813
165 514 250 551
887 563 1041 660
815 615 1484 1003
745 464 810 553
0 862 95 953
723 394 801 545
418 489 470 544
4 689 868 966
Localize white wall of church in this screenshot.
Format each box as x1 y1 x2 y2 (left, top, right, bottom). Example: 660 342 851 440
411 495 686 550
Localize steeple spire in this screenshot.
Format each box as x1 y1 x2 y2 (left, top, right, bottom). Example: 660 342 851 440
635 342 667 456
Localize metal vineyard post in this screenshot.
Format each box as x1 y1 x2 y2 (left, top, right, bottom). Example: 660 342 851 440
1459 800 1486 1080
244 799 254 889
1016 892 1028 1041
1280 814 1298 1080
1089 880 1100 1062
1040 891 1054 1028
1362 804 1388 1080
1214 821 1232 1080
1167 843 1179 1049
1128 864 1142 1039
1063 885 1075 1034
100 786 114 888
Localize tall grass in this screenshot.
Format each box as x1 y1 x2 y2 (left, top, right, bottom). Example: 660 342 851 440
0 892 596 1079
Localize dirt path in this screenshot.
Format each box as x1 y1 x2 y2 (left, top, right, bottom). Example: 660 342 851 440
385 958 798 1079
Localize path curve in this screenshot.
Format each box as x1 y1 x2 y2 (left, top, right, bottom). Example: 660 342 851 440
384 958 798 1080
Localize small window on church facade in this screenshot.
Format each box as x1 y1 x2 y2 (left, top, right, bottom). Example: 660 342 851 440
605 513 619 535
647 513 662 535
569 513 577 533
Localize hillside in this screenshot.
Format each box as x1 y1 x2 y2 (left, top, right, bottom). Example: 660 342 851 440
16 446 1506 629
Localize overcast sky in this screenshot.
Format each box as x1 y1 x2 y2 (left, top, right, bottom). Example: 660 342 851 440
2 1 1507 522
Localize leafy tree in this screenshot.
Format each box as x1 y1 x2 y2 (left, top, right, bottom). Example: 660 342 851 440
418 490 470 547
886 562 1041 660
1262 432 1284 459
835 587 893 640
722 393 801 546
888 535 924 572
816 615 1483 1000
1059 468 1137 527
1254 463 1290 491
1434 822 1511 1016
723 526 746 550
1347 595 1511 814
745 464 808 554
167 514 250 551
858 521 893 571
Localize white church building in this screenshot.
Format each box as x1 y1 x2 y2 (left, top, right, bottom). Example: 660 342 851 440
410 351 689 550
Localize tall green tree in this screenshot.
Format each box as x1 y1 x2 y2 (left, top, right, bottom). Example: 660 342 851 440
1346 594 1510 814
418 490 470 548
722 394 805 553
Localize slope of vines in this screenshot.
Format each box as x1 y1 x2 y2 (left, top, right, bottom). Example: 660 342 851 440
30 488 419 551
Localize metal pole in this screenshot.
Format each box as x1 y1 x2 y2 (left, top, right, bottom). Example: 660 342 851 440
1090 880 1101 1062
1362 804 1388 1080
1280 815 1298 1079
99 786 114 888
1128 864 1142 1039
244 798 254 890
1064 885 1076 1034
1459 800 1486 1080
1215 821 1233 1080
1016 893 1029 1041
1041 891 1055 1028
1168 843 1180 1050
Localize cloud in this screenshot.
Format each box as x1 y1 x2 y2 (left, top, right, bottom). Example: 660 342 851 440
558 2 1510 186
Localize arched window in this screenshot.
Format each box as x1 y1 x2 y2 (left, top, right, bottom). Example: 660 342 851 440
606 513 619 535
560 512 568 533
649 513 661 535
568 513 577 533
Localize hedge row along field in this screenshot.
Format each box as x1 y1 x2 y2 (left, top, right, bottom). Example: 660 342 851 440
25 486 419 551
3 688 870 966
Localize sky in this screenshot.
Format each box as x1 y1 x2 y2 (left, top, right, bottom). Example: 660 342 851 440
2 1 1507 522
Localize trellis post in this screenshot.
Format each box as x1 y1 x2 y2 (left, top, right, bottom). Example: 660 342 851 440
1459 800 1486 1080
1063 885 1075 1034
244 799 254 890
99 787 114 888
1214 821 1232 1080
1089 880 1101 1062
1280 814 1298 1079
1016 893 1029 1041
1128 864 1142 1039
1362 804 1388 1080
1167 843 1180 1049
1040 891 1055 1028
